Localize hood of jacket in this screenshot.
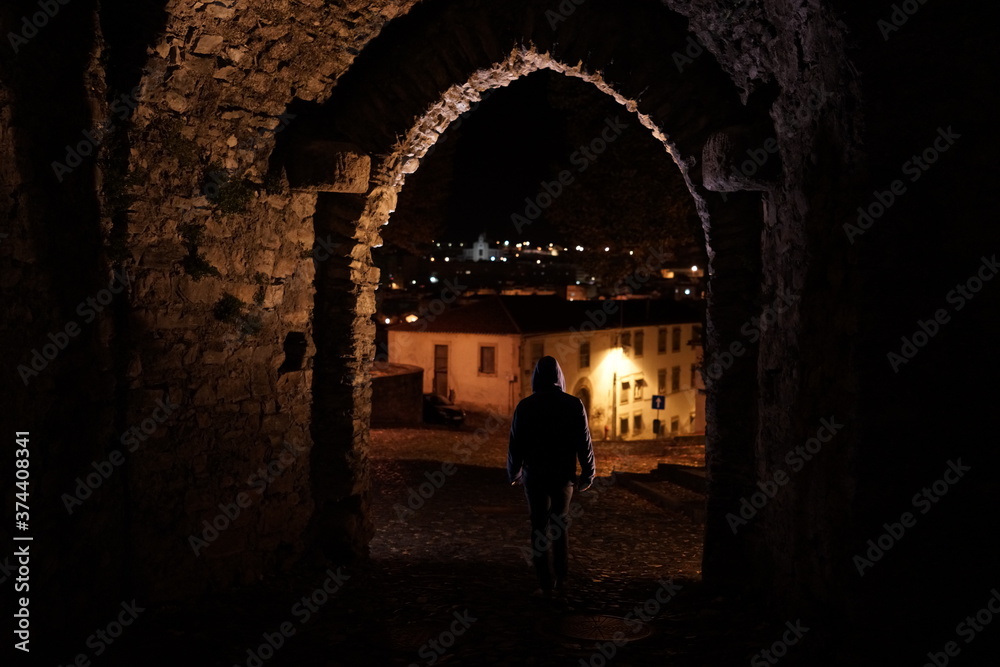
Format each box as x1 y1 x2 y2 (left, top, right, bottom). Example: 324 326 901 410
531 355 566 393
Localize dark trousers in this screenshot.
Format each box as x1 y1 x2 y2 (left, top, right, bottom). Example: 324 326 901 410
524 481 574 590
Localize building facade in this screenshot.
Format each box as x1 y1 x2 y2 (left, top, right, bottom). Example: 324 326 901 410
388 296 704 440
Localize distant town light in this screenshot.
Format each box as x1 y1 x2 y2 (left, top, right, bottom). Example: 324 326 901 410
429 276 439 284
691 265 698 271
684 289 691 295
444 257 450 262
490 256 496 262
411 280 417 284
405 314 419 323
629 250 634 256
575 245 584 251
384 318 391 325
430 257 435 262
504 240 510 246
536 259 541 264
501 257 508 262
604 247 610 252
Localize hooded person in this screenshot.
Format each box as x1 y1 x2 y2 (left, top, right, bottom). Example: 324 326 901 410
507 355 596 595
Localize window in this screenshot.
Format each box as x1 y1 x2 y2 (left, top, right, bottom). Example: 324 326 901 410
672 326 681 352
580 342 590 369
620 381 630 404
657 328 667 354
670 416 679 434
620 417 629 436
671 365 680 393
479 345 496 375
530 342 544 368
690 363 698 388
634 330 644 356
658 369 667 394
620 331 631 350
633 413 644 434
634 378 647 400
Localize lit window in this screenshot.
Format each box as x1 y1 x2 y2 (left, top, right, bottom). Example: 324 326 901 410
634 330 644 357
620 381 630 404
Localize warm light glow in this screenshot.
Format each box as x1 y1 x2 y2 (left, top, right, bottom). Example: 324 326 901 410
501 257 508 262
536 259 541 264
444 257 450 262
430 257 435 262
691 265 698 271
604 247 610 252
629 250 634 256
384 318 391 325
405 314 419 323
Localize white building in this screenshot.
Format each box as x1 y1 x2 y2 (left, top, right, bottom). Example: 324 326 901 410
387 295 705 439
461 233 502 262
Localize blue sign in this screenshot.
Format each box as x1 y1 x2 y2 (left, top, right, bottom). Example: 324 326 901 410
651 395 665 410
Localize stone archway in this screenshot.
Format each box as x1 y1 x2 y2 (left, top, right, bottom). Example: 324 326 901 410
284 0 770 589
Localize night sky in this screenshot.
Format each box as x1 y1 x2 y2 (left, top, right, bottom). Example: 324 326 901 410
387 69 702 253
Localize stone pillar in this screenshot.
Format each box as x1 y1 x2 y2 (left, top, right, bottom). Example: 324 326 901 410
699 190 763 591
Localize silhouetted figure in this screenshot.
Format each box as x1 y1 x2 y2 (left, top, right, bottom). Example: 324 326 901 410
507 356 596 595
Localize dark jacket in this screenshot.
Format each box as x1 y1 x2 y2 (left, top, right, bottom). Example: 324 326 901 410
507 356 596 487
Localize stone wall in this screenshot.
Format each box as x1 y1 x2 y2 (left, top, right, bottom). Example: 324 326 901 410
5 1 995 649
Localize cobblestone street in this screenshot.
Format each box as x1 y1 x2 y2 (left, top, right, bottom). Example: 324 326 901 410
95 424 782 666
